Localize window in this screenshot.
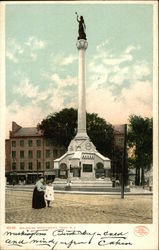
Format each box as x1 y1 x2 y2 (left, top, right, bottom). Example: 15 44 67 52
46 162 50 169
12 141 16 147
37 161 41 170
36 139 41 146
12 151 16 158
12 162 16 170
83 164 92 172
20 162 24 171
20 140 24 147
37 150 41 158
28 162 33 170
20 151 24 158
46 150 50 158
28 140 32 147
28 150 33 158
53 149 58 158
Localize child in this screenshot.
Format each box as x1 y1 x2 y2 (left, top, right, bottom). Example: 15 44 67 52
44 181 54 207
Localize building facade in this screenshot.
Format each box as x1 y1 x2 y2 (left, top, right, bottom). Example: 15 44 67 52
5 122 66 184
5 122 126 184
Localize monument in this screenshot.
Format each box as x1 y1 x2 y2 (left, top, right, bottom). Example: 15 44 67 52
54 15 111 186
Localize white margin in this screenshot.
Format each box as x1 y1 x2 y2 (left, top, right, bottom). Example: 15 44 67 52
0 1 158 250
0 0 6 242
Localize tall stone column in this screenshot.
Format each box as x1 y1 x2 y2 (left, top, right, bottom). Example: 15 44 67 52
76 39 88 139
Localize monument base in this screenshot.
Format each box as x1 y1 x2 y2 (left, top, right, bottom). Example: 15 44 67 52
54 134 111 183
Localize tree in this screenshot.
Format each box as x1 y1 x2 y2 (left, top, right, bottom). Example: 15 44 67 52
87 113 114 158
127 115 152 186
37 108 77 148
37 108 114 158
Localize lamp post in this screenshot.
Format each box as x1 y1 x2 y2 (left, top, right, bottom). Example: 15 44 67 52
121 124 127 199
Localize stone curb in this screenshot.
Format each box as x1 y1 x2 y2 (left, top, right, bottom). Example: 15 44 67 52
6 187 153 196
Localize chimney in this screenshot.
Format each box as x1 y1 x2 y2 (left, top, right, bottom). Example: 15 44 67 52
12 121 21 132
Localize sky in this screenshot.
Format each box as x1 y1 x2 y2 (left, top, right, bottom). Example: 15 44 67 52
5 2 153 138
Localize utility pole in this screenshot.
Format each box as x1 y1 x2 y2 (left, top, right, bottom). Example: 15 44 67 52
121 124 127 199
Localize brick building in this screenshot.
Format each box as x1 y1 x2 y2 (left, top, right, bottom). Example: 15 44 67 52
5 122 126 184
113 125 125 149
5 122 65 184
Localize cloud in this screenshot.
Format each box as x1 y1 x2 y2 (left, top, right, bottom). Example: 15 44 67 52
50 73 77 87
25 36 46 50
88 44 138 88
88 42 151 91
124 45 140 54
86 80 152 125
15 78 39 98
6 36 46 63
6 73 78 139
13 78 52 104
6 38 24 63
6 101 44 138
108 61 151 86
96 39 110 50
109 66 129 86
133 61 151 80
86 41 152 123
6 36 152 138
50 53 77 71
6 51 18 63
59 54 77 66
49 73 78 109
30 53 37 61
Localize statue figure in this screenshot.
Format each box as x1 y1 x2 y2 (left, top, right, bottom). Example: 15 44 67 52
75 12 87 40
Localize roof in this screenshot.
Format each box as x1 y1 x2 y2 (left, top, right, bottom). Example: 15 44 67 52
10 127 43 138
54 152 68 162
95 152 110 161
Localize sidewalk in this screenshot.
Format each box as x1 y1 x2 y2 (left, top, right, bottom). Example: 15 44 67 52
6 184 153 195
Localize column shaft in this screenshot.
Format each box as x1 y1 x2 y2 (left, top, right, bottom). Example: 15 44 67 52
76 39 88 139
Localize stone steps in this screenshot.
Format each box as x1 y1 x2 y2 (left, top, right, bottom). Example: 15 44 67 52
54 186 130 192
6 185 130 193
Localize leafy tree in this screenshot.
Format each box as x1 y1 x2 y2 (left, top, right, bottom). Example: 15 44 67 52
127 115 152 186
37 108 77 148
87 113 114 158
37 108 114 158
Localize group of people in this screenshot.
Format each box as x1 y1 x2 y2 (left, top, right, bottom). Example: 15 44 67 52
32 177 54 209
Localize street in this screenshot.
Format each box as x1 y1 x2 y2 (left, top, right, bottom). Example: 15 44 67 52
5 190 152 224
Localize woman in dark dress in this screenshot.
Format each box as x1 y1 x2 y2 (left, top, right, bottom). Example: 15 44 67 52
32 177 46 209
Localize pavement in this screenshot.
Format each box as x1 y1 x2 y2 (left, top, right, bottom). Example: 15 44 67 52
5 189 152 224
6 184 153 195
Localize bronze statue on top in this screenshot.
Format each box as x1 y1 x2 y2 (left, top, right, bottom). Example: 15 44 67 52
75 12 87 40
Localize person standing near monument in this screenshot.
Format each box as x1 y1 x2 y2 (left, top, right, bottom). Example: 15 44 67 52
44 181 54 207
32 177 46 209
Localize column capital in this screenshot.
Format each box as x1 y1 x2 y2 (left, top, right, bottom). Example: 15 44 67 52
76 39 88 50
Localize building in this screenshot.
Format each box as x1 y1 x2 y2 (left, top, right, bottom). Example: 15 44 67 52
5 122 127 184
5 121 66 184
113 125 125 149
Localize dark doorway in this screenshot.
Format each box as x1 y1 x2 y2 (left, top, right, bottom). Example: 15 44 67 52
95 162 104 178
